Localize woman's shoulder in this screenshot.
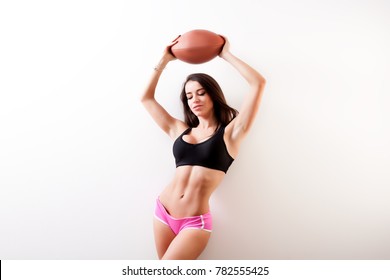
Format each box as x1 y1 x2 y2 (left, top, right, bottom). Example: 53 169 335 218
171 120 190 140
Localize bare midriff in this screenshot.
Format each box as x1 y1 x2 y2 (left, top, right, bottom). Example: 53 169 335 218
158 165 225 218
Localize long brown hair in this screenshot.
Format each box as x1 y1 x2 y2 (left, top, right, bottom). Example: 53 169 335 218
180 73 238 127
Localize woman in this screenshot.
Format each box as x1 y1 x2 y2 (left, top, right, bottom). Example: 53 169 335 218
141 36 266 260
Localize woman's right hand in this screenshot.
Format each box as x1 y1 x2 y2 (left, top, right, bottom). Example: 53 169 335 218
162 35 181 62
154 35 180 71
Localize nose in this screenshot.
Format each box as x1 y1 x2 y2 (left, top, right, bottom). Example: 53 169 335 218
193 94 200 102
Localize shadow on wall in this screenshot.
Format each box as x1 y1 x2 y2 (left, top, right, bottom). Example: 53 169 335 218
199 126 271 259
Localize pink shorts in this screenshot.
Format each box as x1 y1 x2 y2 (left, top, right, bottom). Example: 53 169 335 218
154 198 212 235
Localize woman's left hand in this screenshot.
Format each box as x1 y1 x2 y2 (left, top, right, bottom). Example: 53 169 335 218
218 35 231 59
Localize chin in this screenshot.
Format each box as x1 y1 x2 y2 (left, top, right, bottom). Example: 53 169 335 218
193 112 205 118
192 108 213 118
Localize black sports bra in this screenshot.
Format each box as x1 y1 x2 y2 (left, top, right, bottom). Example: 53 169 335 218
172 126 234 173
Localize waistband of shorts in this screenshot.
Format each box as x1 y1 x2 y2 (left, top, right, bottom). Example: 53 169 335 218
156 197 211 220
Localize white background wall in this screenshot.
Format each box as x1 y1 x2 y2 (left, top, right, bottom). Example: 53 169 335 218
1 0 389 259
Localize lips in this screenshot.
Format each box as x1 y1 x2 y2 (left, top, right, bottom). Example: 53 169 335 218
193 105 202 110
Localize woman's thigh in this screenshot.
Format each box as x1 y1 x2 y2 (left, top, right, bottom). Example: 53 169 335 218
162 229 211 260
153 218 176 259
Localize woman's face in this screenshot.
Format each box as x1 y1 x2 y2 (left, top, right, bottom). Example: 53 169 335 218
184 80 214 118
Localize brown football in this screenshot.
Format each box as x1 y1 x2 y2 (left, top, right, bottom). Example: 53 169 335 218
170 29 225 64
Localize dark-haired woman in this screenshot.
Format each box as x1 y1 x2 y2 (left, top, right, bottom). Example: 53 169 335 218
141 37 266 260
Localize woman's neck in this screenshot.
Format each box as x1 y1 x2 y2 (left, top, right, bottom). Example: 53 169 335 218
196 116 218 130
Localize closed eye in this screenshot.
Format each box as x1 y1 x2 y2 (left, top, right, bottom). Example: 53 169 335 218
186 88 206 100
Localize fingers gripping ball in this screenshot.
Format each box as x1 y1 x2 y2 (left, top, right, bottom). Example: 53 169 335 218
170 29 225 64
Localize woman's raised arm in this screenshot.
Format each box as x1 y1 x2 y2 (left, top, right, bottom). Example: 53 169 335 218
140 40 187 139
219 37 266 145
